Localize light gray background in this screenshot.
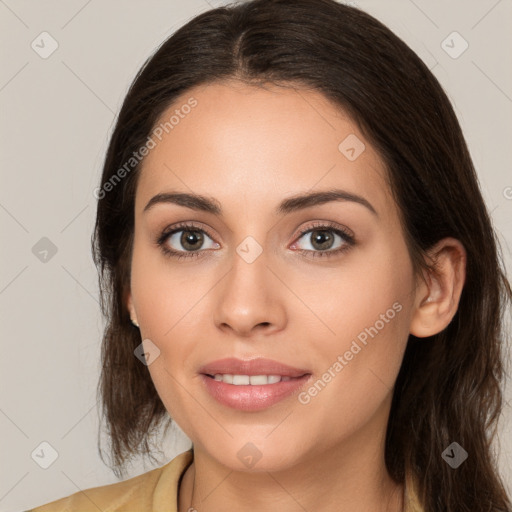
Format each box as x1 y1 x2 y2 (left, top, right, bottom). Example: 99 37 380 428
1 0 511 510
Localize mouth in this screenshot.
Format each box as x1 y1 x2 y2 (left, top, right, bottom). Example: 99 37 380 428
198 356 311 379
203 373 307 385
198 358 312 411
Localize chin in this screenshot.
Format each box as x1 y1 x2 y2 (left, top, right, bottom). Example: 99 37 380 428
200 436 310 473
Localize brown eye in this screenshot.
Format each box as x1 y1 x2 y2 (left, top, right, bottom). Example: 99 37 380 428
308 230 335 251
180 230 204 251
294 228 350 253
290 222 356 260
158 223 220 259
166 228 216 253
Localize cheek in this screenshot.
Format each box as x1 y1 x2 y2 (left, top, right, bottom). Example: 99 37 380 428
129 244 213 422
130 240 200 338
299 232 413 356
298 236 414 412
293 293 411 450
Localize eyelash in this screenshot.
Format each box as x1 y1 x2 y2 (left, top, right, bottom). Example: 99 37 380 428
155 221 356 261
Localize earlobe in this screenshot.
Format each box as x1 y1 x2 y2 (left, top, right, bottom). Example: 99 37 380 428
126 292 139 327
409 238 466 338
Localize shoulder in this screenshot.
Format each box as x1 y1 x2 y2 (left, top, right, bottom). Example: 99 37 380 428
25 449 194 512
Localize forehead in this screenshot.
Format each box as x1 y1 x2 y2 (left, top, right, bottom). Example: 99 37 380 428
135 81 394 220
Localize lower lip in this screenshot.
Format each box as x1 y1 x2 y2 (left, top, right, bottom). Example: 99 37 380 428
200 374 311 411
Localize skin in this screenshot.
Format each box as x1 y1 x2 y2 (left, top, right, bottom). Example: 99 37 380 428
126 80 466 511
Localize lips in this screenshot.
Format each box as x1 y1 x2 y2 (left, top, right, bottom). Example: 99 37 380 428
198 357 311 378
198 357 312 411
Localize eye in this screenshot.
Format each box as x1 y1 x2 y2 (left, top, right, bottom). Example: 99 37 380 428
290 222 355 259
156 221 355 261
157 222 219 260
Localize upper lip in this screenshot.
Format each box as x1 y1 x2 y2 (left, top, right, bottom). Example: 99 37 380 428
199 357 311 378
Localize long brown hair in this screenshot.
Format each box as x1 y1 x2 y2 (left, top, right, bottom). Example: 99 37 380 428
91 1 512 509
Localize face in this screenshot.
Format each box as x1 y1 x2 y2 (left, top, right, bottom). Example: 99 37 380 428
127 80 419 472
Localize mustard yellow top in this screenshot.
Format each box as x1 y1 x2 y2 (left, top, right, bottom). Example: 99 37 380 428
27 449 424 511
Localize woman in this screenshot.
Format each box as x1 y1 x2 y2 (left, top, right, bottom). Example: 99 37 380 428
28 0 511 510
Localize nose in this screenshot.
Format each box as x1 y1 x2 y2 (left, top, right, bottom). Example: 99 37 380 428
213 249 287 338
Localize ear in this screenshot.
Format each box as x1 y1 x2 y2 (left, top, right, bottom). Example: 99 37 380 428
409 237 466 337
126 291 139 327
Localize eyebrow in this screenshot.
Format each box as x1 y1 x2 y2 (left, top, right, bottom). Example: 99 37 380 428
143 189 378 217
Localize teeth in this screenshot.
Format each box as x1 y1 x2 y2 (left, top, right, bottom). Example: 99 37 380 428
233 375 250 385
212 374 293 385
